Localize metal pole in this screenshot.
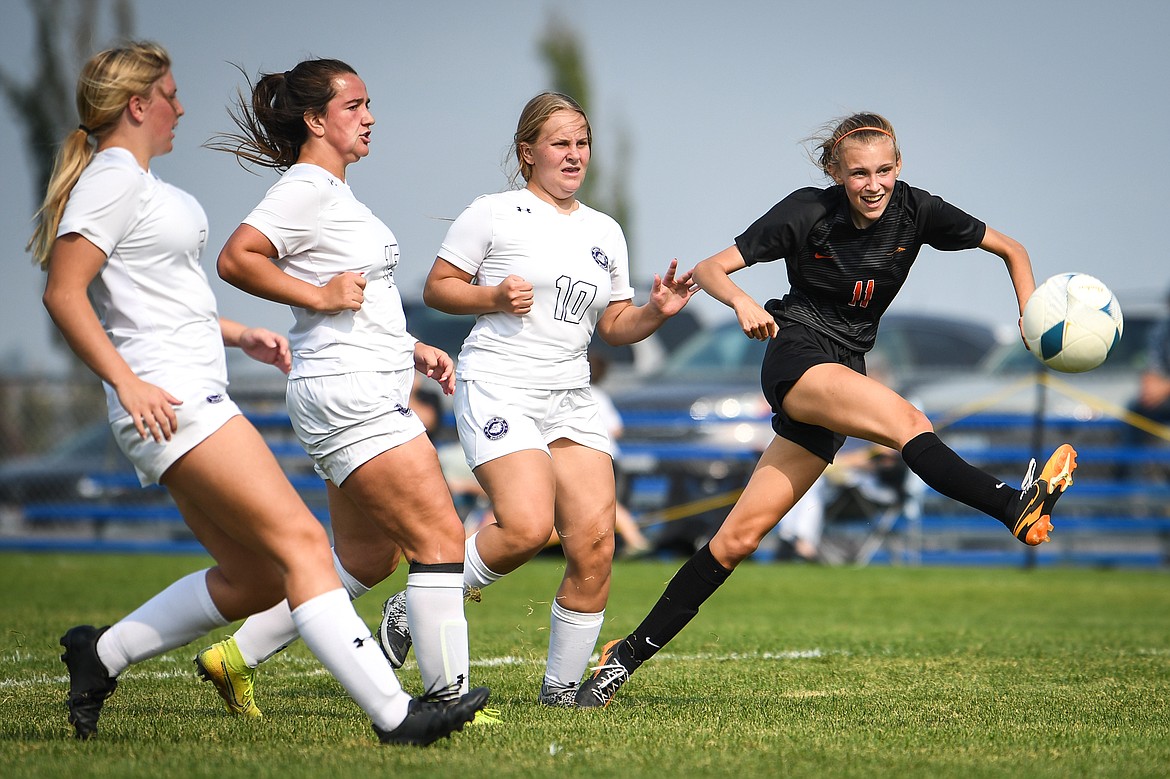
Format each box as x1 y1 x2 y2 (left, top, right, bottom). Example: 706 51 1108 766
1026 365 1048 570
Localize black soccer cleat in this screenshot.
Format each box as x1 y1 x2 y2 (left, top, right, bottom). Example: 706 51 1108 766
574 639 632 709
60 625 118 740
379 585 481 669
377 590 412 669
537 682 579 708
1010 444 1077 545
374 686 490 746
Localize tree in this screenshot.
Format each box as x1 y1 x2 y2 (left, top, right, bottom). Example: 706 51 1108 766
0 0 135 205
538 14 635 275
0 0 135 427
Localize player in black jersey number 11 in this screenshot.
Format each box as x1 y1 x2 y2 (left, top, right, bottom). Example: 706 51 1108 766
575 112 1077 709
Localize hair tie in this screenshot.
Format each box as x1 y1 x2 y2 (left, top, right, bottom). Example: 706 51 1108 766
78 124 93 136
831 126 893 151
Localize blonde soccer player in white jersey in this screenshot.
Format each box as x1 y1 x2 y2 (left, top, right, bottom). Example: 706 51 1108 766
35 42 486 745
376 92 696 706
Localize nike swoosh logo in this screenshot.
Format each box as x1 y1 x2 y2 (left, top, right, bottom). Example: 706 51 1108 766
1011 484 1045 536
814 252 832 259
644 637 660 649
994 482 1007 489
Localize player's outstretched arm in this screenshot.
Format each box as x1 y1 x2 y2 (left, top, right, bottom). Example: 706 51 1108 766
692 245 777 341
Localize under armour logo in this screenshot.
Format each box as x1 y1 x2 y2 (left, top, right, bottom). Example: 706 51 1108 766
353 637 368 649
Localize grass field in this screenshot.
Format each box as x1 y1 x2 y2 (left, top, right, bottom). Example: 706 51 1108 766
2 552 1168 778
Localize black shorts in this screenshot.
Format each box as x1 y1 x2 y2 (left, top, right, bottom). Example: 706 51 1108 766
760 319 866 463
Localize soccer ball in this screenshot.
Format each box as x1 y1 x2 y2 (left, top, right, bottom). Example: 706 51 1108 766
1021 273 1123 373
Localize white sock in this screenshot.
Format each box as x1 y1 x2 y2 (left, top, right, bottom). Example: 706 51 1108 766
331 549 373 600
407 568 469 698
96 569 227 676
290 588 409 731
543 602 604 691
232 600 294 667
463 532 504 590
233 548 372 667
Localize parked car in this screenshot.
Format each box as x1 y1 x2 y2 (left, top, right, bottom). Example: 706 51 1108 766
0 421 146 508
402 301 477 362
912 300 1163 422
408 295 705 390
613 312 1002 450
610 313 1002 554
589 305 705 389
0 412 324 544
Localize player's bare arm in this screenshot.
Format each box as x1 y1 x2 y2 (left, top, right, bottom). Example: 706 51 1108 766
693 245 778 341
221 320 292 375
412 341 455 395
218 224 365 313
980 226 1035 316
44 233 181 441
423 257 533 316
597 260 697 346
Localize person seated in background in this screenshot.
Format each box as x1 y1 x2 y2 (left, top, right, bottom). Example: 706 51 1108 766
410 380 494 531
773 444 915 565
773 477 824 562
1120 287 1170 479
588 350 653 558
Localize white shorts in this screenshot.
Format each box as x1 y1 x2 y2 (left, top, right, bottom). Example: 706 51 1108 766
454 379 611 469
286 369 426 485
113 391 242 486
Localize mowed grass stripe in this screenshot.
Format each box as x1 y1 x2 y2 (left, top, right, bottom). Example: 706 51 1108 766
2 553 1167 779
0 649 831 691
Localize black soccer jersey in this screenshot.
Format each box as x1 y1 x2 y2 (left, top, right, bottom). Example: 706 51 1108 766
734 180 986 351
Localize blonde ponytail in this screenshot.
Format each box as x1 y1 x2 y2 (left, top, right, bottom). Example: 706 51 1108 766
28 129 97 268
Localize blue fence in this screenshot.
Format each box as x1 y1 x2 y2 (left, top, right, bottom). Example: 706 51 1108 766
1 411 1167 567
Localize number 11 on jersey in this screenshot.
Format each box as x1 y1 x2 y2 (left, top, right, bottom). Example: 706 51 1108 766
850 279 875 308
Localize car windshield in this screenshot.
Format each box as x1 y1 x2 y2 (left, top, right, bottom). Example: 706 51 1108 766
987 314 1156 374
43 423 116 463
402 304 476 360
655 314 997 383
658 324 766 379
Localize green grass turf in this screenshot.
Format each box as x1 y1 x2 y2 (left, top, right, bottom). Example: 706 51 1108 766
1 552 1167 778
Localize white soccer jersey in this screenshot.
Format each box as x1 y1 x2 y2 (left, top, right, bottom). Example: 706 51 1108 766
243 163 415 379
439 188 634 389
57 147 225 423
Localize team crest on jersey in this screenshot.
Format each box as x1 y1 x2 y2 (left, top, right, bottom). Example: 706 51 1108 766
591 247 610 270
483 416 509 441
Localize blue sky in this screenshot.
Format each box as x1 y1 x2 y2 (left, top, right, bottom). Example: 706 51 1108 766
2 0 1167 375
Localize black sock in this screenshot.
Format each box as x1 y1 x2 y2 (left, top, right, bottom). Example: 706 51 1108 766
901 431 1018 526
620 544 733 670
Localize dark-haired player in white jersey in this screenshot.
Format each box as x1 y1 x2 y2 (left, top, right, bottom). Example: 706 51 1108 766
377 92 696 707
575 112 1078 708
199 57 489 734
